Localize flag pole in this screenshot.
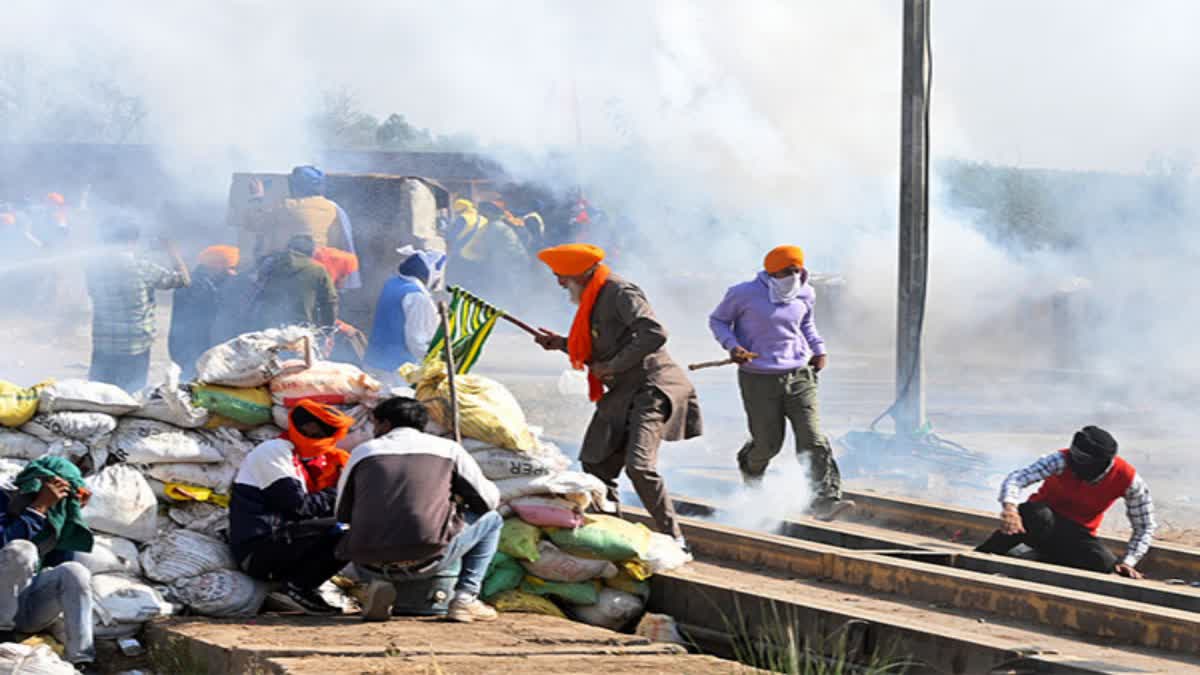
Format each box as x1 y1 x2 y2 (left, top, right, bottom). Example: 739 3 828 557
437 300 462 444
449 286 540 337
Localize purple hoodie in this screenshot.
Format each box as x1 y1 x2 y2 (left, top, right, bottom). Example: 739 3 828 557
708 270 826 374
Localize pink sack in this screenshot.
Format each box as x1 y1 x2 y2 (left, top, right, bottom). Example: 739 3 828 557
510 496 585 529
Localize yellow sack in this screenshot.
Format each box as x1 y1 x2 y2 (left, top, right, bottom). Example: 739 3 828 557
163 482 231 508
489 590 566 619
192 384 273 427
607 569 651 599
499 518 542 562
405 360 535 451
0 380 49 428
202 414 257 431
620 559 653 582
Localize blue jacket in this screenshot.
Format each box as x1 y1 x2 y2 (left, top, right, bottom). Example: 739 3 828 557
365 276 425 372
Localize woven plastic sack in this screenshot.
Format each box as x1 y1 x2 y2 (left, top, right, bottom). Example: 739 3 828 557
569 587 645 630
194 326 315 387
0 642 76 675
132 367 208 428
489 590 567 619
636 612 685 644
470 447 570 482
139 529 236 583
494 471 608 510
337 405 374 452
192 384 273 426
644 532 693 574
245 425 285 445
111 418 224 464
498 518 542 562
0 458 27 486
21 412 116 445
521 540 618 583
482 552 524 599
38 380 138 415
408 361 535 451
509 496 585 529
74 534 142 577
269 361 381 408
547 515 652 561
606 569 651 601
0 429 49 460
521 576 599 605
90 573 174 624
143 462 237 493
173 569 268 617
84 465 158 542
167 501 230 540
0 381 50 428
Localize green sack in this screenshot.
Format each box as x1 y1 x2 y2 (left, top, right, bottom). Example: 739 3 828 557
498 518 542 562
191 384 273 426
521 576 599 605
546 515 651 561
483 552 524 599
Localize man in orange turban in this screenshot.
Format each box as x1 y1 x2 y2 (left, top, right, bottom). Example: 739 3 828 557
169 246 240 379
534 244 702 548
228 400 354 615
708 245 852 520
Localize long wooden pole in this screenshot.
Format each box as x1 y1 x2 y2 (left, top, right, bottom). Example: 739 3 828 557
437 301 462 444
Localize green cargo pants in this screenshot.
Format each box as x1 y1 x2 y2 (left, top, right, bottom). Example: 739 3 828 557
736 367 841 501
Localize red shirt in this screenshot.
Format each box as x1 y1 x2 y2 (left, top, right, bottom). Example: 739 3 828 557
1028 450 1136 534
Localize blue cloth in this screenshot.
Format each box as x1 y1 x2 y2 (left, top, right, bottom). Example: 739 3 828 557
365 276 425 371
289 166 326 198
0 491 47 548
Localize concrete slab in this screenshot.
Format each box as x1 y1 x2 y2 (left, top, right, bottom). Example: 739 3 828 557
265 653 758 674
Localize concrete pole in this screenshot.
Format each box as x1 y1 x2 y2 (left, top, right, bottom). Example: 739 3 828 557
895 0 930 435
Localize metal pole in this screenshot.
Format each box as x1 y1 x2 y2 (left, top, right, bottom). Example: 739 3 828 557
895 0 930 435
437 301 462 444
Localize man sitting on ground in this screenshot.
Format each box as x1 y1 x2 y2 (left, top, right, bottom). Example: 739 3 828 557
977 426 1156 578
0 456 97 672
336 396 501 623
230 401 355 614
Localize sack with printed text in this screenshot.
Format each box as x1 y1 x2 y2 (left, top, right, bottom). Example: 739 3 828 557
194 327 316 387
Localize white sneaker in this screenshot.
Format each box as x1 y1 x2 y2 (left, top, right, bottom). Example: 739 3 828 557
447 596 498 623
361 580 396 622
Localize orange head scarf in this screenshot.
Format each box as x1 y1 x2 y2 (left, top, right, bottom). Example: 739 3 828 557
314 247 360 287
284 400 355 492
538 244 611 402
764 245 805 274
197 245 240 272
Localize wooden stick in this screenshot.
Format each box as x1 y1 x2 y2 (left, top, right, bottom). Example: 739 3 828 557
437 301 462 444
688 358 736 371
501 313 540 337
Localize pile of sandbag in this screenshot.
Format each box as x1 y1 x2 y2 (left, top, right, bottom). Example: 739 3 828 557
403 361 691 630
0 327 386 641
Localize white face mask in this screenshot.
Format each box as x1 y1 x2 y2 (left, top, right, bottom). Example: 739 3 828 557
767 272 803 304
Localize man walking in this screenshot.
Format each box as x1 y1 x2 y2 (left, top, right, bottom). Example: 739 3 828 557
977 426 1155 578
363 246 446 382
708 245 852 520
85 221 190 392
252 234 339 329
336 397 501 623
534 244 701 547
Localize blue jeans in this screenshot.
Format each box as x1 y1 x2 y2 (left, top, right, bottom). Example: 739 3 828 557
361 511 502 596
0 541 95 664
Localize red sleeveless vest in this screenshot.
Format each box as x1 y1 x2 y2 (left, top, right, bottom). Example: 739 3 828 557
1028 450 1135 534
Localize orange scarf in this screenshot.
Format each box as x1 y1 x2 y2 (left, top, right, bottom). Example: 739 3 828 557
568 264 611 402
283 400 355 492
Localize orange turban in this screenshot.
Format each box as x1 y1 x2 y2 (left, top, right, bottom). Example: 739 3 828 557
537 244 605 276
314 247 360 286
46 193 65 206
0 213 14 226
197 245 240 271
764 245 805 274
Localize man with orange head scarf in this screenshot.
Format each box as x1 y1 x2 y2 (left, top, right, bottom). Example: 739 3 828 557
709 246 852 520
169 246 239 379
534 244 702 548
229 401 354 615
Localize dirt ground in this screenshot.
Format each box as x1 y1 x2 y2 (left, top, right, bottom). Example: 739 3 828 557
266 654 758 674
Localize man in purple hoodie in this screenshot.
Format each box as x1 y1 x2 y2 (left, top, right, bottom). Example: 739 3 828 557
708 245 853 520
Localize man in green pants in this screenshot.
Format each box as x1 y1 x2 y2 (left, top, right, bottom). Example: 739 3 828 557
708 245 853 520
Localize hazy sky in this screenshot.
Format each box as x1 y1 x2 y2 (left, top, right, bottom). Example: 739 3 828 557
4 1 1199 174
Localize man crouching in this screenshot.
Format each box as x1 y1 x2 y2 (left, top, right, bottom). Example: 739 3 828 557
336 397 502 622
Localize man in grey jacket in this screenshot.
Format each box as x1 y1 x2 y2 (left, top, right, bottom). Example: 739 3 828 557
336 397 501 623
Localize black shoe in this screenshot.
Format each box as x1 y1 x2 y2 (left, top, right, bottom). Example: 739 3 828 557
268 582 340 615
812 498 855 522
74 662 101 675
0 629 15 643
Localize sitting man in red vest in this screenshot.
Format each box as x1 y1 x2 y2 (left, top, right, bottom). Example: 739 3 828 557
976 426 1155 578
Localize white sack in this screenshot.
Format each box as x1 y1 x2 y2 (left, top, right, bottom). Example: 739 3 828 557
269 361 381 407
172 569 268 618
569 588 645 630
493 471 609 510
644 532 693 574
0 643 76 675
0 429 49 460
111 418 223 464
143 462 236 492
244 425 285 445
168 502 229 540
38 380 139 415
90 573 174 624
74 534 141 577
470 447 570 482
84 465 158 542
21 412 116 444
132 378 208 428
520 540 618 583
140 529 236 583
0 458 27 486
194 326 316 388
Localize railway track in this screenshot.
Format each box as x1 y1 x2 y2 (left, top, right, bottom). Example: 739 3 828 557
622 491 1200 675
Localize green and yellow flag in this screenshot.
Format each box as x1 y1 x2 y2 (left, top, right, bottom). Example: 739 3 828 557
425 286 503 374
